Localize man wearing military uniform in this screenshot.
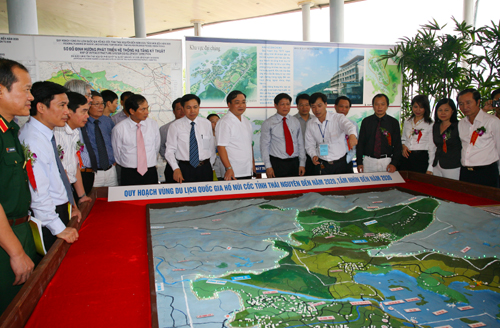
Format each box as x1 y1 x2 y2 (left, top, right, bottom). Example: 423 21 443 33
0 59 37 315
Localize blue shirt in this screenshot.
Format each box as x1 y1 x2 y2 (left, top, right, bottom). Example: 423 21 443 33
84 115 115 168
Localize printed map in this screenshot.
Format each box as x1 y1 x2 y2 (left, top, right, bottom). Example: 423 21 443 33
150 190 500 328
365 49 401 105
189 46 257 102
39 61 178 125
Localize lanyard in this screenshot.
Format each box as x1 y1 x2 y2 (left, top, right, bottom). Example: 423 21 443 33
318 120 328 142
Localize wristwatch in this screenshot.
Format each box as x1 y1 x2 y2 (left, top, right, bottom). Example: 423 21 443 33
225 166 232 171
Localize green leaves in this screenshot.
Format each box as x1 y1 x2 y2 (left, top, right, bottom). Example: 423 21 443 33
379 18 500 121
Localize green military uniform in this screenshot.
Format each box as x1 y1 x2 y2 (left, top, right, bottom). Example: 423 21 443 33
0 114 37 315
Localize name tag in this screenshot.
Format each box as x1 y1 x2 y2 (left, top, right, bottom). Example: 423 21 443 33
6 147 16 153
319 144 329 156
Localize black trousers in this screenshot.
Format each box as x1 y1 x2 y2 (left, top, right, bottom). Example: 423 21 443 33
178 160 213 183
81 171 95 195
236 176 253 180
460 162 499 188
315 154 349 175
163 163 175 183
120 166 158 186
270 156 300 178
305 154 316 176
346 160 354 173
400 150 429 173
42 203 70 252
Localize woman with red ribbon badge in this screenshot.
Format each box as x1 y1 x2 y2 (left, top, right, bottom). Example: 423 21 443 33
400 95 435 174
431 98 461 180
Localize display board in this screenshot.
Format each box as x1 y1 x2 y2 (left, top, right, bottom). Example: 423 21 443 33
149 190 500 328
0 34 183 125
186 37 402 162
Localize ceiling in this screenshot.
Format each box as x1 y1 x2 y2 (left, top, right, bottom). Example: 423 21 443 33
0 0 360 38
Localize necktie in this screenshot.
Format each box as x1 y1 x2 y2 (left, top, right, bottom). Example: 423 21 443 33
51 136 74 206
94 120 109 170
80 126 97 171
283 117 294 156
136 123 147 176
374 118 382 158
189 121 199 167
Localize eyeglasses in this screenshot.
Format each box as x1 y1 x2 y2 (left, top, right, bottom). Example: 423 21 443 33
91 102 104 107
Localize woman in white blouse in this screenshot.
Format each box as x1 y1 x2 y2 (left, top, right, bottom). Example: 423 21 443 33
400 95 435 174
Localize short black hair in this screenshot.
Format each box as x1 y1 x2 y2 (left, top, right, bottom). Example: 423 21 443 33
181 94 201 107
274 93 292 105
124 94 147 115
372 94 389 107
410 95 432 124
491 88 500 100
433 98 458 124
101 90 118 106
309 92 327 105
0 58 29 92
207 113 220 120
335 96 351 107
120 91 134 102
30 81 68 116
67 92 88 113
295 93 310 105
172 98 182 110
226 90 246 104
457 88 481 104
91 90 102 98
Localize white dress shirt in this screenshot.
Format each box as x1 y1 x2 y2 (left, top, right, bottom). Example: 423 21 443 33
165 116 215 171
19 117 68 236
216 111 253 177
260 113 306 168
54 124 80 183
401 118 436 172
112 117 160 169
305 111 357 161
159 120 175 160
345 118 358 164
459 109 500 168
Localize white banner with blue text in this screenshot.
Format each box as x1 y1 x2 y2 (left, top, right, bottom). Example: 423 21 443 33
107 172 405 202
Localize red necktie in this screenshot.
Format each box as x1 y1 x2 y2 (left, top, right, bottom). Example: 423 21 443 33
283 117 294 156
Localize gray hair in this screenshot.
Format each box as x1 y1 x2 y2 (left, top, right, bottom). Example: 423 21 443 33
64 79 91 96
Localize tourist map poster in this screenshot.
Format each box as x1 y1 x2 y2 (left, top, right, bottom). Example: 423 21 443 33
149 190 500 328
0 34 182 125
186 37 401 107
186 37 402 162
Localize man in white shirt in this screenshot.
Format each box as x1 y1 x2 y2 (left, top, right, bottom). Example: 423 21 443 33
216 90 256 180
261 93 305 178
54 92 92 205
294 93 315 176
458 88 500 188
159 98 183 183
305 92 357 175
112 94 160 186
334 96 358 173
165 94 215 183
19 81 80 251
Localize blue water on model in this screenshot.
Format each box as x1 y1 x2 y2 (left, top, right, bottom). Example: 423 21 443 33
354 270 500 327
